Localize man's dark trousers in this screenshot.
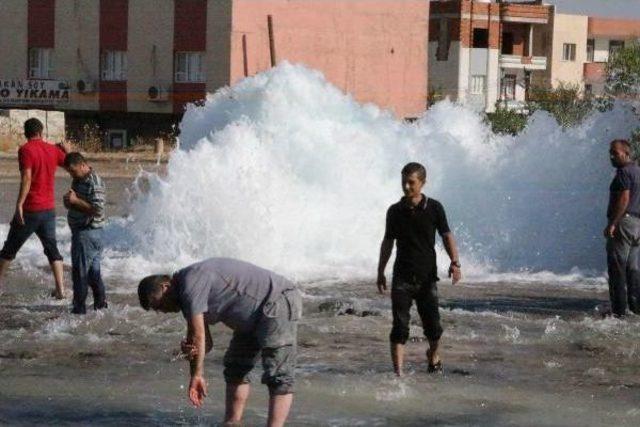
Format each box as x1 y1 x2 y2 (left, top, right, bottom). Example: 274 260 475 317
71 228 106 314
390 277 443 344
607 215 640 316
0 210 62 263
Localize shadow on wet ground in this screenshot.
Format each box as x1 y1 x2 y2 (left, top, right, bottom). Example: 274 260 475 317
442 296 605 317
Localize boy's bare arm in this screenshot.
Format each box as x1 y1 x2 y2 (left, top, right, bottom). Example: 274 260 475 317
377 238 394 293
14 168 32 225
442 233 462 284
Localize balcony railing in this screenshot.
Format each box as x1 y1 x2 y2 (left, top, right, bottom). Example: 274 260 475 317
499 54 547 70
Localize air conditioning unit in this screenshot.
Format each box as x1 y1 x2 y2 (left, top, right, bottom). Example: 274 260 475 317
76 79 95 94
148 84 169 102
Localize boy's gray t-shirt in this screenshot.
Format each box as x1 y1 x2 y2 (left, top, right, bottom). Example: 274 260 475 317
173 258 294 332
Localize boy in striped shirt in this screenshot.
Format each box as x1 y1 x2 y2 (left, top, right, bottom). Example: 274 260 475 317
62 152 107 314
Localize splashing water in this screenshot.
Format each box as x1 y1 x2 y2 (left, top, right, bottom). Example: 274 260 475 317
120 63 639 280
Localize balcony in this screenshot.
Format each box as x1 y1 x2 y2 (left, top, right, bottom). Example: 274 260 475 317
499 54 547 70
500 3 551 24
583 62 606 84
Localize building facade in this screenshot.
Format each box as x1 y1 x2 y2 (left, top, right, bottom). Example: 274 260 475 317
428 0 554 112
0 0 430 146
583 17 640 96
546 13 589 91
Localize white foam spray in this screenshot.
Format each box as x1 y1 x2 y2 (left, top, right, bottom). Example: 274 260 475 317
5 63 635 282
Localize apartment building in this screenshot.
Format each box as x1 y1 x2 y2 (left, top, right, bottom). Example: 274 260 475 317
0 0 429 146
428 0 554 112
583 17 640 95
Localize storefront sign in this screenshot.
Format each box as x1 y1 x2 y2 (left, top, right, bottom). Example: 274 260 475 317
0 79 70 106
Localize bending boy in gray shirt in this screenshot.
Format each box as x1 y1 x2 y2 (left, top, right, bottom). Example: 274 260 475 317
138 257 301 427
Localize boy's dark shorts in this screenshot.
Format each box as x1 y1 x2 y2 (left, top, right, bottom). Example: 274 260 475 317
223 288 301 395
0 210 62 263
390 278 443 344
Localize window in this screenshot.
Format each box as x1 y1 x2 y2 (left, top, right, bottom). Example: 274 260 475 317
584 84 593 96
28 48 53 79
586 39 594 62
609 40 624 57
436 19 450 61
106 129 127 149
502 74 516 100
101 51 127 81
562 43 576 61
470 75 485 95
502 32 514 55
175 52 205 82
473 29 489 49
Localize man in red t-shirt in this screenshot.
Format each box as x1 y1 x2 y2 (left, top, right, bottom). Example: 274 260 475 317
0 118 70 298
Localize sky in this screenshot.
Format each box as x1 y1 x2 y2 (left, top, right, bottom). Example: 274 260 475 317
544 0 640 18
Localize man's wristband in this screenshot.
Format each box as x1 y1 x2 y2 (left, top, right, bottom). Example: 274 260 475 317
450 261 461 268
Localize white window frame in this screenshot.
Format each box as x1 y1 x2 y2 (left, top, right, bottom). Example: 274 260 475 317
584 84 593 96
502 74 516 101
586 39 594 62
562 43 576 62
101 51 127 81
28 48 53 79
174 52 205 83
106 129 127 149
609 40 624 57
470 75 486 95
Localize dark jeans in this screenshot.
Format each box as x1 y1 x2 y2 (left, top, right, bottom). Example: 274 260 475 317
607 215 640 316
390 277 443 344
0 210 62 263
71 228 106 314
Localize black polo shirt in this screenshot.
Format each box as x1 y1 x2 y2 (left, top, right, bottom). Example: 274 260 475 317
384 194 451 283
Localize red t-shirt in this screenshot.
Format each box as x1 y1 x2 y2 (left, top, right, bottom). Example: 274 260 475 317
18 138 66 212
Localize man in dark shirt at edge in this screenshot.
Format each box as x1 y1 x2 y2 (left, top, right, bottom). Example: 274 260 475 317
377 162 462 376
605 139 640 316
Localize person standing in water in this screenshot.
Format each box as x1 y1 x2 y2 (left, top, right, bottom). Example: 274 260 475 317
0 118 70 298
605 139 640 316
137 257 301 427
63 152 108 314
377 162 462 376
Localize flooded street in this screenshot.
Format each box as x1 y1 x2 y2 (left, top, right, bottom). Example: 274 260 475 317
1 175 638 425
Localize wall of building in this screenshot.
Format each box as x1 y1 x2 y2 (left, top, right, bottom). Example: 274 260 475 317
0 1 28 79
127 0 174 114
428 41 461 101
229 0 430 118
55 0 100 111
589 17 640 40
549 13 588 89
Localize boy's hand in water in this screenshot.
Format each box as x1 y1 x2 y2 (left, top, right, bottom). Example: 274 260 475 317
449 265 462 285
377 273 387 294
188 375 207 407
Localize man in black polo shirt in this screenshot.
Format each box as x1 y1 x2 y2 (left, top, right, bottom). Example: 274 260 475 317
377 162 461 376
605 139 640 316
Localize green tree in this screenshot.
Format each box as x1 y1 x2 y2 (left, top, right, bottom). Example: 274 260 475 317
606 42 640 98
485 102 528 136
526 82 593 128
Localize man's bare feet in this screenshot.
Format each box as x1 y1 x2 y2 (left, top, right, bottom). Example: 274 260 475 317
50 289 65 299
426 348 441 365
391 343 404 376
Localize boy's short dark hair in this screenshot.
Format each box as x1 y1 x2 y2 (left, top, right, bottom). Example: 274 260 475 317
24 118 44 139
611 139 632 155
63 152 87 168
401 162 427 182
138 275 171 310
